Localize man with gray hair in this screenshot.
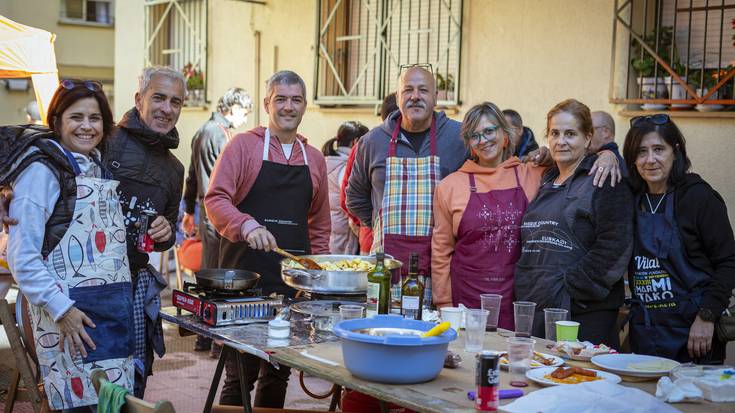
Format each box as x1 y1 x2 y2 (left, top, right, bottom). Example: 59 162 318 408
206 70 330 408
25 100 44 125
106 65 186 397
591 110 627 177
182 87 252 354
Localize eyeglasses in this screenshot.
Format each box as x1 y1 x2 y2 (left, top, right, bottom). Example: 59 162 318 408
469 126 499 143
398 63 434 76
630 114 670 128
60 79 103 92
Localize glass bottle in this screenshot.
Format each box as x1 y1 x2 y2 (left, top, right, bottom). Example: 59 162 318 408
401 252 424 320
366 252 390 316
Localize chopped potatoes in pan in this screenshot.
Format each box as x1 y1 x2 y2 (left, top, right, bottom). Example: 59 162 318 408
286 258 374 271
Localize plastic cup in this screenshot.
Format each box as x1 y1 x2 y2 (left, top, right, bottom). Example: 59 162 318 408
339 304 364 320
480 294 502 332
507 337 535 387
441 307 463 332
543 308 569 341
555 320 580 342
463 309 489 353
513 301 536 338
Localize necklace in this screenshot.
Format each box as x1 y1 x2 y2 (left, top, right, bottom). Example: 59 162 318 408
645 193 666 214
553 156 585 186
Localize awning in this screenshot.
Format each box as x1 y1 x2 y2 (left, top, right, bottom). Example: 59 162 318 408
0 15 60 124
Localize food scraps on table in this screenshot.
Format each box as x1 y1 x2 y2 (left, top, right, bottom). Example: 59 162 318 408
286 258 374 271
500 351 557 367
544 367 602 384
553 341 615 359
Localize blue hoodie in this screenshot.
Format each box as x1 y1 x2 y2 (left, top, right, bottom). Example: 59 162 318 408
346 109 467 227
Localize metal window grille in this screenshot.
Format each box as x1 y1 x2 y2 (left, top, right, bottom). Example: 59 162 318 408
314 0 463 106
610 0 735 108
144 0 207 102
60 0 115 25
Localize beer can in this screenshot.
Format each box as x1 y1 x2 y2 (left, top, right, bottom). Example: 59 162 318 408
475 350 500 411
136 210 156 253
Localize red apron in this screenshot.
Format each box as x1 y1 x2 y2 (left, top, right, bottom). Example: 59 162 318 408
449 168 527 330
373 116 440 281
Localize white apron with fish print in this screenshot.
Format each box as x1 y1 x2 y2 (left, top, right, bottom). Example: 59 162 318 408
29 152 135 410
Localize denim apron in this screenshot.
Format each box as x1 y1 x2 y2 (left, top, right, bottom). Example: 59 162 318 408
628 193 711 362
514 178 586 337
450 169 527 330
29 149 135 410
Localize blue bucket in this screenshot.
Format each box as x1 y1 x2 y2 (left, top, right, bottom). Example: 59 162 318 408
332 314 457 384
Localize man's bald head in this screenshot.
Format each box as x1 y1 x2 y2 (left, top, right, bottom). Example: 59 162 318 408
591 110 616 152
397 67 436 132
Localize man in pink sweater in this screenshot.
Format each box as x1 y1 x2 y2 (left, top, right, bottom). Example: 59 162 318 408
204 70 330 408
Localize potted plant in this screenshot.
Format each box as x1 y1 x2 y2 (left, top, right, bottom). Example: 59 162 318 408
689 66 733 111
631 26 676 108
664 62 692 110
435 73 455 102
183 62 205 106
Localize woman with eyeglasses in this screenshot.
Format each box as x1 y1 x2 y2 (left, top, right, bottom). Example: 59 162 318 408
5 80 134 411
431 101 620 329
513 99 633 346
623 114 734 363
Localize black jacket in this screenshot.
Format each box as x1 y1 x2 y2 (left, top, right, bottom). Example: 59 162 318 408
183 112 232 214
513 127 539 158
105 109 184 271
0 125 77 257
670 174 735 315
520 154 634 314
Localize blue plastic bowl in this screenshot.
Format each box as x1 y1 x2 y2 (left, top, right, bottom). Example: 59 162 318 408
332 314 457 384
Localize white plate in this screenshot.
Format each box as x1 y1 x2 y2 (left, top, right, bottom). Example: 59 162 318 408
591 354 680 378
499 352 564 369
526 367 622 387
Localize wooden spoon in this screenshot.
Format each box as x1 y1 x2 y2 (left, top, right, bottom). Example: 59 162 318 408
274 247 322 270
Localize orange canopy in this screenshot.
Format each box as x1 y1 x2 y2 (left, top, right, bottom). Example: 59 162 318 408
0 14 59 123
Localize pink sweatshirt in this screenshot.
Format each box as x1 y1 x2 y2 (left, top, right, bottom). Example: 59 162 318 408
205 126 331 254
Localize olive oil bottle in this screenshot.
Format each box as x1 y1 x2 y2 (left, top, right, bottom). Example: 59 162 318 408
366 252 390 316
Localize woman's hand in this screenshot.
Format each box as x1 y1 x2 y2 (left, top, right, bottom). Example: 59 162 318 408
525 147 553 167
589 150 622 188
688 315 714 358
58 306 96 358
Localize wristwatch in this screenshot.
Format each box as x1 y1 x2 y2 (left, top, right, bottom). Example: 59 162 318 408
698 308 717 322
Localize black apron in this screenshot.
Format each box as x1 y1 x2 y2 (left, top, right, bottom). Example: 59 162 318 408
628 193 712 362
514 179 586 337
218 129 313 297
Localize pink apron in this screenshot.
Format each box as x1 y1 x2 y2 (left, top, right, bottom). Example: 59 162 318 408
449 168 527 330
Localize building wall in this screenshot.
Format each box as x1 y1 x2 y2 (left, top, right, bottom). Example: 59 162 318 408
0 0 115 124
115 0 734 217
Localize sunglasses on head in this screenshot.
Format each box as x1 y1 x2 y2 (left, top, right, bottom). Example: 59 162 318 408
630 113 670 128
398 63 434 76
60 79 103 92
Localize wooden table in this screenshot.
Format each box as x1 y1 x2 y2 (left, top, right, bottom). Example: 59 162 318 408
267 329 734 413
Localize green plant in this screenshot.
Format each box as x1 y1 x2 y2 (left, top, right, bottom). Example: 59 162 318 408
631 26 680 77
434 73 454 91
183 62 204 90
690 66 734 98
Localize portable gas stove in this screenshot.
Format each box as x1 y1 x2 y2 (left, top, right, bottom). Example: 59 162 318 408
172 281 283 326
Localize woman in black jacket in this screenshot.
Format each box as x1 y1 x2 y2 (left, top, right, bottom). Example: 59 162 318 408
514 99 633 347
623 114 734 363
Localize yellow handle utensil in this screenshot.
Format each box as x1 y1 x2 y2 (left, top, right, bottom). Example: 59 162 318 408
421 321 451 338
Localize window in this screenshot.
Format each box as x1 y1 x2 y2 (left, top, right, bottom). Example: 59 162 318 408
610 0 735 108
315 0 463 106
60 0 114 26
144 0 207 106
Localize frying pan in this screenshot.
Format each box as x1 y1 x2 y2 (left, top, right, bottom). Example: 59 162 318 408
195 269 261 291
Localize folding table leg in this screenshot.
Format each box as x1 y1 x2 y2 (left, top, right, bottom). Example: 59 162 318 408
204 345 228 413
235 351 252 413
328 384 341 411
